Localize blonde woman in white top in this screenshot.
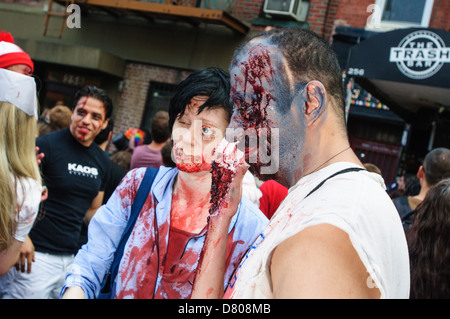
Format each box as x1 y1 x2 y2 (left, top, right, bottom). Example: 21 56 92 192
0 68 42 275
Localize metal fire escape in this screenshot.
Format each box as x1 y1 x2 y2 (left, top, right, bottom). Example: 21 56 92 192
43 0 249 37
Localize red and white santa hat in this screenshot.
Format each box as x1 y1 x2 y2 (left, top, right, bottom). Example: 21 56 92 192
0 30 34 72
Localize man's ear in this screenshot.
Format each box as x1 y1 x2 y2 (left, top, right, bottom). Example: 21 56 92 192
102 118 110 130
417 165 424 179
303 81 326 126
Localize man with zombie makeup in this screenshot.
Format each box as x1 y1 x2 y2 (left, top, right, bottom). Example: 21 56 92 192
192 28 410 299
60 67 267 299
2 86 113 299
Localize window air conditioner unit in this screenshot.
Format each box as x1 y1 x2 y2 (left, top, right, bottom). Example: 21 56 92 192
263 0 309 22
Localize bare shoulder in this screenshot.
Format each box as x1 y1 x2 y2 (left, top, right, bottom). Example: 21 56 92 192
270 223 380 298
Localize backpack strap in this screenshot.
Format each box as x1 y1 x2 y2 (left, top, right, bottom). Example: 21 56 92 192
305 167 365 199
98 167 159 298
401 209 415 221
394 196 411 218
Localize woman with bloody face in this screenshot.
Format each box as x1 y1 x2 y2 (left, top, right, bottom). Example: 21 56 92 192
61 67 268 299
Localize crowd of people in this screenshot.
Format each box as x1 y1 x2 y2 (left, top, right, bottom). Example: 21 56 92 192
0 27 449 299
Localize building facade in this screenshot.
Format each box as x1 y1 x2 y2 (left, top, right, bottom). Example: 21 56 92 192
331 0 449 183
1 0 448 184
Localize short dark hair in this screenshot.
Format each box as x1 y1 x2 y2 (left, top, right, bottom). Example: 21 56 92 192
238 27 346 126
168 67 232 132
151 111 170 143
72 86 113 120
423 147 450 186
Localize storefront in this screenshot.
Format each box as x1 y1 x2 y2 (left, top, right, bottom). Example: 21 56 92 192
16 39 126 120
336 27 450 183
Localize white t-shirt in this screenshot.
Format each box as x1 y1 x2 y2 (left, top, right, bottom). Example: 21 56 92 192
242 171 262 207
224 162 410 299
13 175 42 242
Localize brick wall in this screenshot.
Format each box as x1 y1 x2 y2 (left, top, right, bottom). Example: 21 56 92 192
331 0 450 36
232 0 265 24
333 0 374 27
429 0 450 31
300 0 376 42
323 0 339 41
332 0 374 36
234 0 449 40
305 0 342 42
112 62 191 143
306 0 329 38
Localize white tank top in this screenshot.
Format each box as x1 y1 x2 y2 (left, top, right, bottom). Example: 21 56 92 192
224 162 410 299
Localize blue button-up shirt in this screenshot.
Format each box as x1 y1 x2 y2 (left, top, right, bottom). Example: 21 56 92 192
61 166 268 299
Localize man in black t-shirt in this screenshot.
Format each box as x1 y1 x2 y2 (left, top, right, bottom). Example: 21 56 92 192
3 86 113 299
77 118 127 248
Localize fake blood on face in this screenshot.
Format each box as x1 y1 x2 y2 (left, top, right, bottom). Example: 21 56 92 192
176 161 211 173
231 44 276 174
209 160 236 215
208 45 278 214
208 140 243 215
173 144 213 174
232 44 275 130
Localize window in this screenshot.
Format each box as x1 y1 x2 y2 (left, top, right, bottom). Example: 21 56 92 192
140 81 178 131
367 0 434 30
